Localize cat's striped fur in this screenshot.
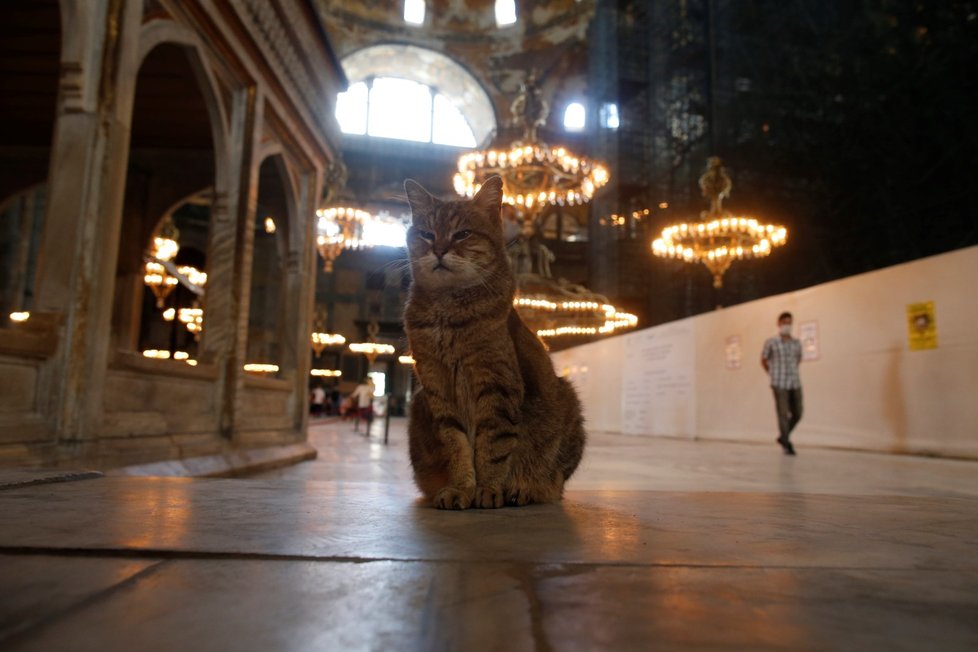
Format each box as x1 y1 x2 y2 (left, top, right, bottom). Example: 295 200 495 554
403 176 585 509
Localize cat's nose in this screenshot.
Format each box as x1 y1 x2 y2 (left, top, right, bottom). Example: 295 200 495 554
432 244 449 258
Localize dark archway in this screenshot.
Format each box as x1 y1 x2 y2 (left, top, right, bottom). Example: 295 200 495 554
0 0 61 324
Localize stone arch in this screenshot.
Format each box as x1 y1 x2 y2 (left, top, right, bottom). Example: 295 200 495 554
110 34 226 355
136 20 230 194
245 153 297 370
256 143 305 258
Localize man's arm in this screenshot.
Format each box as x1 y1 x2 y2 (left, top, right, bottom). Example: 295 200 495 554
761 340 771 372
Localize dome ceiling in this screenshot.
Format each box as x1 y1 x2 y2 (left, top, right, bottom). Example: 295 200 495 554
314 0 596 124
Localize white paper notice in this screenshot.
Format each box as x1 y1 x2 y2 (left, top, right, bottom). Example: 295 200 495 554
620 323 696 437
799 320 819 361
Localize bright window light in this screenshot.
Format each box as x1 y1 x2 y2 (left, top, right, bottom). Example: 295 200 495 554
361 212 408 248
368 78 432 143
563 102 586 131
335 81 367 135
335 76 478 147
404 0 425 25
600 102 620 129
432 95 477 147
368 371 386 396
495 0 517 26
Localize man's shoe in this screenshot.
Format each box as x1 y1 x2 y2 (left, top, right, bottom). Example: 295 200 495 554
783 441 796 456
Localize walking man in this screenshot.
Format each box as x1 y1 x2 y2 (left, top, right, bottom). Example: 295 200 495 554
350 377 376 434
761 311 803 455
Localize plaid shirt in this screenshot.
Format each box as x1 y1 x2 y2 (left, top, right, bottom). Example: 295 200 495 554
762 336 802 389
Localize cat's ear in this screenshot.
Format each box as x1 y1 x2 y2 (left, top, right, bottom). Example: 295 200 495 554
472 175 504 216
404 179 436 220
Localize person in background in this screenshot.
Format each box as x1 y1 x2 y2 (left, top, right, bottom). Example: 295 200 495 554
761 311 803 455
350 377 376 434
310 383 326 418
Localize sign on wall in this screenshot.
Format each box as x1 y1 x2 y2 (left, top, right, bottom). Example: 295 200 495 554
724 335 742 369
906 301 938 350
621 324 696 438
799 320 820 361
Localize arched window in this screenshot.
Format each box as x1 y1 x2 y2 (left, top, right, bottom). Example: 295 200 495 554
563 102 586 131
335 45 495 148
495 0 517 26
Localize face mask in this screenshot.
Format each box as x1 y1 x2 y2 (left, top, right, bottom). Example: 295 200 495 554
779 324 792 336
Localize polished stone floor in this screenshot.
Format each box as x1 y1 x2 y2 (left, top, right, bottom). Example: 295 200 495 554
1 418 977 651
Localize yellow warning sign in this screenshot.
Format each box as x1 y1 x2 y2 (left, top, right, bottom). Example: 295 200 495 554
906 301 937 351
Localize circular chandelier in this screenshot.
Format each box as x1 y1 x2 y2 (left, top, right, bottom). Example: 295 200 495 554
310 368 342 378
310 305 345 356
311 332 345 356
652 157 788 289
144 217 181 308
514 297 637 339
349 342 395 364
455 144 609 211
349 321 395 364
451 73 632 341
315 206 371 272
453 74 608 214
143 218 208 310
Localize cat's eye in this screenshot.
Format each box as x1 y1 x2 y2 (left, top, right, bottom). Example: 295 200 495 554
452 230 472 241
416 229 435 242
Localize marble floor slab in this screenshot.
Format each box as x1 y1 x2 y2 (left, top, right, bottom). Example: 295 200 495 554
1 478 976 570
3 557 976 652
1 419 976 651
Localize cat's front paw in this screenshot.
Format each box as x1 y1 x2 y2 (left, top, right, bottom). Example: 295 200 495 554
506 486 533 506
475 485 505 509
433 486 474 510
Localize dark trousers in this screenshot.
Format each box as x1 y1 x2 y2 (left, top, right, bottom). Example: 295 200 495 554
772 387 803 442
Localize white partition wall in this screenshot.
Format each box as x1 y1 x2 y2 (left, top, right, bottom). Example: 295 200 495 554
552 245 978 459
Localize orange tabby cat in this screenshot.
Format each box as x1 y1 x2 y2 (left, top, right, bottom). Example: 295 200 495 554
403 175 585 510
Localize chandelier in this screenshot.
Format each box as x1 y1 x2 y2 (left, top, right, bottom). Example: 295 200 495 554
652 157 787 288
453 73 634 340
454 73 609 213
143 218 208 314
315 206 371 272
348 321 395 364
178 305 203 338
144 217 180 308
310 368 342 378
349 342 395 364
312 332 346 356
310 306 345 356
